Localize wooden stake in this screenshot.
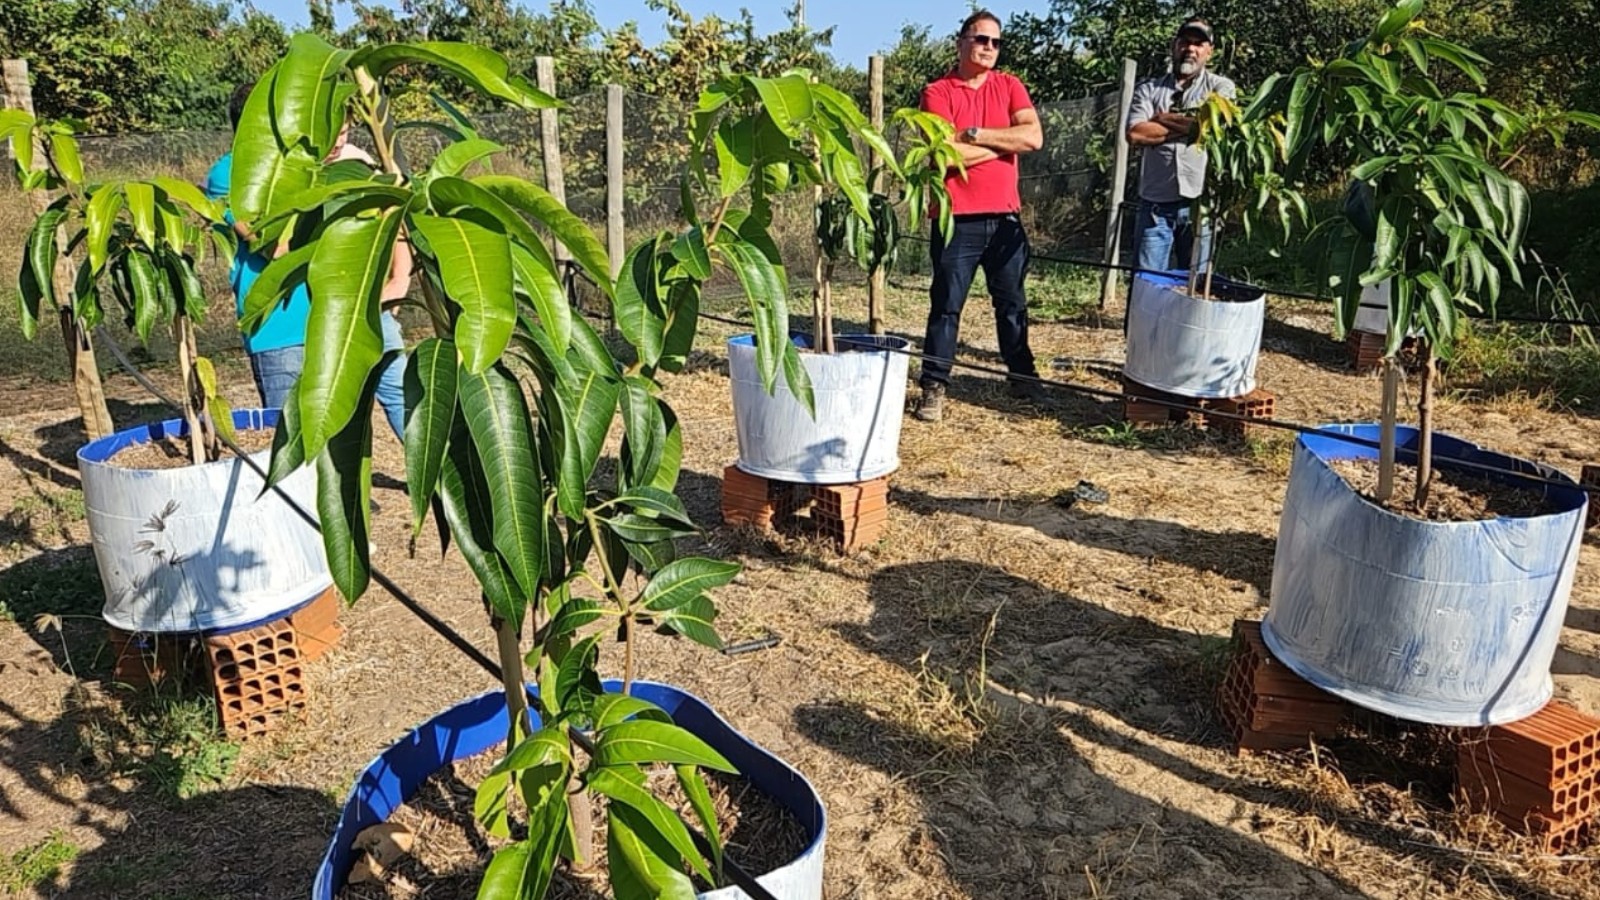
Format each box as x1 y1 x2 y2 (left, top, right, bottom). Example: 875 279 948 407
3 58 115 440
1415 342 1436 510
867 55 886 335
1377 355 1399 503
1100 58 1137 310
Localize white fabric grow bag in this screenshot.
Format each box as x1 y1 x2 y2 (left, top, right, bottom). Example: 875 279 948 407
1123 272 1265 398
1264 424 1589 725
728 334 908 484
81 409 330 633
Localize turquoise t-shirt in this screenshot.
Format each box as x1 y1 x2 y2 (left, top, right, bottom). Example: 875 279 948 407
204 153 311 354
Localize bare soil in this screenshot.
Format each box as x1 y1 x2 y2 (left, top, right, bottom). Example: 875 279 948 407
1330 457 1561 521
2 288 1599 900
108 427 276 470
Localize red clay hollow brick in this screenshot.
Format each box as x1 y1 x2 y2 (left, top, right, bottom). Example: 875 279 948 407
721 465 802 530
1458 701 1600 789
288 587 340 637
107 628 198 689
1459 749 1597 822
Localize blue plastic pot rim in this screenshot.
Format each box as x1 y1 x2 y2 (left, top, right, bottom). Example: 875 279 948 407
78 408 282 466
313 680 826 899
1295 422 1589 519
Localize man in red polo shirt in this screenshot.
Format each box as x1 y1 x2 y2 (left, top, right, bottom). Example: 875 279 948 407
914 9 1044 423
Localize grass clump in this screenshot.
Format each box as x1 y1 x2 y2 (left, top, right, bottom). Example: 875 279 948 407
1 832 80 894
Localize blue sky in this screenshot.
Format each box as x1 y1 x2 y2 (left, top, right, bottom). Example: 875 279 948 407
248 0 1038 68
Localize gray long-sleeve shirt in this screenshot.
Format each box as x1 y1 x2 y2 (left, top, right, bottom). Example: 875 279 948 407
1126 69 1237 203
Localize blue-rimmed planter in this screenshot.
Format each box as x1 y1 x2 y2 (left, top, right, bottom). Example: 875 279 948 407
81 408 329 633
1123 271 1265 398
314 681 826 899
1264 424 1589 726
728 333 907 484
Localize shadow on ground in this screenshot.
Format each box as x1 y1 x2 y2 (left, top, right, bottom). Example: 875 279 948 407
794 558 1576 900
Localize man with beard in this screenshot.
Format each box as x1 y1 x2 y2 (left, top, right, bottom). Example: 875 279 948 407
1125 17 1236 276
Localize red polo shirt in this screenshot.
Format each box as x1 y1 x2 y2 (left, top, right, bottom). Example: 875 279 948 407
920 70 1033 215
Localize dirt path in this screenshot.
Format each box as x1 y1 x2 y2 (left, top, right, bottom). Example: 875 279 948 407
1 289 1597 899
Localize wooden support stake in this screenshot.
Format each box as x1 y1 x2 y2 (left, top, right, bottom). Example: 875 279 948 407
2 59 114 439
867 54 886 335
1099 58 1137 311
535 57 569 270
605 84 624 282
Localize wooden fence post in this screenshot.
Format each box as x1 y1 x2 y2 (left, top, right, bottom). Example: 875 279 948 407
606 84 624 282
535 57 570 274
867 54 886 336
1099 58 1138 311
2 58 115 439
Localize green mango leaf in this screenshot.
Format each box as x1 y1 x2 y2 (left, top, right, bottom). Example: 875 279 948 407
230 72 322 225
654 595 721 649
550 633 603 717
272 33 353 156
458 364 547 604
675 765 722 873
714 117 755 197
20 206 68 337
264 389 307 491
403 338 459 537
651 403 682 493
614 241 666 369
151 176 222 220
209 395 238 446
588 767 713 885
85 186 124 273
300 209 401 460
593 719 735 772
659 282 699 376
125 249 163 344
606 806 699 900
474 767 513 840
436 417 522 625
779 339 816 416
473 174 614 301
749 74 814 137
240 243 313 332
508 247 570 358
593 695 672 729
552 355 620 521
412 213 515 373
316 380 375 604
427 175 546 256
641 558 739 613
602 513 693 545
353 42 555 110
492 724 571 776
429 138 505 178
618 376 664 488
544 596 604 640
612 485 694 530
670 228 711 281
123 182 157 247
716 240 788 394
48 132 83 184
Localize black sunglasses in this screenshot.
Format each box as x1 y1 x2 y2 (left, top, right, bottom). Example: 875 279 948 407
965 34 1004 49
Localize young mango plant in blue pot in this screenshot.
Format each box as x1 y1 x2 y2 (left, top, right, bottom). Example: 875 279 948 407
231 35 826 898
1242 0 1600 726
2 111 331 637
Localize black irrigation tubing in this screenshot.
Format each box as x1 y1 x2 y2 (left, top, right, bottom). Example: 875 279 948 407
893 232 1600 329
687 312 1597 496
91 326 785 900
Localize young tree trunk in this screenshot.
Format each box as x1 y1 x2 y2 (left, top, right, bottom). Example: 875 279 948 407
1376 355 1400 503
1202 220 1221 300
1414 341 1436 511
172 317 206 467
820 261 835 354
1186 202 1204 298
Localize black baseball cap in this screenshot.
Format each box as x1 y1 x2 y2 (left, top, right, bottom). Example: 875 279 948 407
1176 17 1214 42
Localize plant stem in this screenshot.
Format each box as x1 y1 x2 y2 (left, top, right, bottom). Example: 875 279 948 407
1203 220 1220 300
172 316 205 466
353 69 403 178
493 611 530 735
1376 355 1399 503
1415 341 1436 510
621 613 635 695
703 195 734 247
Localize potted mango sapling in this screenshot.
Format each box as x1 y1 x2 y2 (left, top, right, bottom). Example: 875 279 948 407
1244 0 1600 725
227 35 825 898
1 110 330 637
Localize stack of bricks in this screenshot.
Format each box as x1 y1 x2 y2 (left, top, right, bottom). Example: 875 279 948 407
204 617 308 739
1456 701 1600 850
1217 619 1349 755
720 465 801 531
288 587 344 662
1581 464 1599 531
1121 375 1277 437
106 628 198 689
720 464 890 552
1347 330 1386 373
808 477 890 551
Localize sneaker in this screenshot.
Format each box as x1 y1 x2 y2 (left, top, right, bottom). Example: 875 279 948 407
913 384 946 422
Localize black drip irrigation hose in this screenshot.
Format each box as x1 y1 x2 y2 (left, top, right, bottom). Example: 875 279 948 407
90 327 785 900
893 232 1600 329
685 314 1596 496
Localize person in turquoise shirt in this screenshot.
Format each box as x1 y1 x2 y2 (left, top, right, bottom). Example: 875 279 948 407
205 83 409 438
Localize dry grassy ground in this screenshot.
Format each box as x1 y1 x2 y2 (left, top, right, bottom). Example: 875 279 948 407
1 279 1598 900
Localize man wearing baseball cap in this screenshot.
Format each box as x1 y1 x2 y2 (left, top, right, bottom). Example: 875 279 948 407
1124 16 1236 277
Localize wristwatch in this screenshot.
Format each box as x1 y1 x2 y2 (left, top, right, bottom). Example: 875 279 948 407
964 126 980 141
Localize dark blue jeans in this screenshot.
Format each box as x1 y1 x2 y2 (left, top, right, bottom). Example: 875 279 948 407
920 214 1035 388
1135 199 1213 275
